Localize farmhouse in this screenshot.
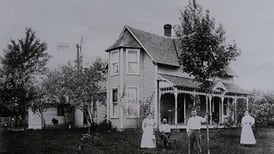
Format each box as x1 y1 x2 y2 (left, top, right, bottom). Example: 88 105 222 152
106 24 250 130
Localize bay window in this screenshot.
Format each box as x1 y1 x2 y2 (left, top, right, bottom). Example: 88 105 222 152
111 88 119 118
126 49 140 75
111 50 119 75
126 87 139 118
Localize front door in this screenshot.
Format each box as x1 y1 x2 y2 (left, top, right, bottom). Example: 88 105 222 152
212 97 220 124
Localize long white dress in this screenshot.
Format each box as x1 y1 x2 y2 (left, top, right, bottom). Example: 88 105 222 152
240 115 256 145
140 118 156 148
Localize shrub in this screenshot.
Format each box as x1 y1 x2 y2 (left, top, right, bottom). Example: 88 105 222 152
52 118 58 125
97 120 112 132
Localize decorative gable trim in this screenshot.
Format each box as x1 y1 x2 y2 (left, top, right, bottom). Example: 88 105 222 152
213 81 227 93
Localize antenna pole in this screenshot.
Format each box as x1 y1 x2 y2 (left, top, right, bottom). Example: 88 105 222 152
76 43 81 74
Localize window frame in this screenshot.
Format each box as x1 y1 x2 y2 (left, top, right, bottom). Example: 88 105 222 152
126 49 140 75
110 88 119 118
125 86 139 118
110 50 120 76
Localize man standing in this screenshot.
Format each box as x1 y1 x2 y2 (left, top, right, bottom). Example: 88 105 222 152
187 109 207 154
159 118 171 149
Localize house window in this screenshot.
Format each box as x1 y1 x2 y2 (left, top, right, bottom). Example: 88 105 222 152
126 49 140 75
111 50 119 75
57 104 64 116
111 88 119 118
126 87 139 118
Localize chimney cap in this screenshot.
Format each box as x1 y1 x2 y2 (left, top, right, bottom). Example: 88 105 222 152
163 24 172 37
164 24 172 29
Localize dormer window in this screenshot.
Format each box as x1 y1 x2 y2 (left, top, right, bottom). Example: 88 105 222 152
111 50 119 75
126 49 140 75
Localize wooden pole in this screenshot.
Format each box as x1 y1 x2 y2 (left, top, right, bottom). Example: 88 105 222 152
206 95 210 154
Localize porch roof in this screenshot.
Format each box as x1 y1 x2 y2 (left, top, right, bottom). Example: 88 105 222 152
223 83 249 95
159 73 200 89
159 74 249 95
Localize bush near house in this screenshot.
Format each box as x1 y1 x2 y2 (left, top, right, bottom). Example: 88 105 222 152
249 90 274 127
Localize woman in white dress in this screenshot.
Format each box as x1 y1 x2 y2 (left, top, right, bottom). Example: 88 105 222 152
140 113 156 149
240 111 256 145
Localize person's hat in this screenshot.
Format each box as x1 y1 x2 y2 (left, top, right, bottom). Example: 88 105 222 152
191 109 197 114
162 118 167 122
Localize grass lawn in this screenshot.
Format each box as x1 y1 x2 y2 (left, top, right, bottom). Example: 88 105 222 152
0 127 274 154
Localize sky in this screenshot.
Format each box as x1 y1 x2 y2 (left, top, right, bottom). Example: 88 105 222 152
0 0 274 91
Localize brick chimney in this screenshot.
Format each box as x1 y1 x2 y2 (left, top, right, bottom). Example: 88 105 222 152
163 24 172 37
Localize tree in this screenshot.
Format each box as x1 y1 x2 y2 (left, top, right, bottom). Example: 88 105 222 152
174 1 240 153
43 58 107 131
175 0 240 89
31 85 51 129
0 28 50 128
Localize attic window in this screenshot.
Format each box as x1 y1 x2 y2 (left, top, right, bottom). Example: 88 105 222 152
126 49 140 75
111 50 119 75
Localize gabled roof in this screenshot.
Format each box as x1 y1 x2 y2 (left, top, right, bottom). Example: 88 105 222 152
106 25 237 75
213 80 227 92
106 25 180 67
106 29 142 51
127 26 180 67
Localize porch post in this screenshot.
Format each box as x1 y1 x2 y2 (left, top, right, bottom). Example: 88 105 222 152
227 97 230 121
157 79 160 128
221 96 224 123
234 97 237 124
246 97 249 110
184 94 186 124
209 95 213 125
174 88 178 126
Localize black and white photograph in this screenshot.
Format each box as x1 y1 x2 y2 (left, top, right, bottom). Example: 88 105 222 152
0 0 274 153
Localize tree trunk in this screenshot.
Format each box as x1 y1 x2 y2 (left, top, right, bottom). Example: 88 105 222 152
84 109 94 134
22 106 27 131
40 112 46 129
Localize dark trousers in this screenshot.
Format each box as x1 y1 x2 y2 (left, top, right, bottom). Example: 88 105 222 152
159 132 170 148
188 130 201 154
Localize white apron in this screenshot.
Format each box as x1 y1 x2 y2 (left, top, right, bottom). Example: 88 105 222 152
140 118 156 148
240 115 256 145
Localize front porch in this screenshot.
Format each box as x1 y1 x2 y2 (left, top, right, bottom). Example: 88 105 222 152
157 74 250 129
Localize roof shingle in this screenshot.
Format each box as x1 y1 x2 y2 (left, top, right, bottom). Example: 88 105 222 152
127 26 180 67
106 29 141 51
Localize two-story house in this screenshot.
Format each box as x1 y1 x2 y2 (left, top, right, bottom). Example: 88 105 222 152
105 24 249 130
